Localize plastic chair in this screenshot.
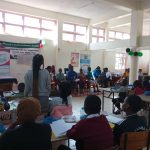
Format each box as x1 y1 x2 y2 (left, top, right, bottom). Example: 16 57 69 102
50 105 72 118
120 131 150 150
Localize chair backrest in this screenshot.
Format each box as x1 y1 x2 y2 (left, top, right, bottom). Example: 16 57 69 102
120 131 150 150
50 105 72 118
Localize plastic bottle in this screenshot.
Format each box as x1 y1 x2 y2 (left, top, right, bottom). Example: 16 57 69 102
80 107 87 120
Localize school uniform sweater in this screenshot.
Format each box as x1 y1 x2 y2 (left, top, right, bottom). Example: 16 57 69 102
67 115 113 150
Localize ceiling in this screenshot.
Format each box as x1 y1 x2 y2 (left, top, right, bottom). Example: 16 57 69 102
3 0 150 34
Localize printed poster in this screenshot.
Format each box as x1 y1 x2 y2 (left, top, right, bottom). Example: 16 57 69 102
0 41 40 66
80 54 91 74
71 52 79 67
0 48 10 76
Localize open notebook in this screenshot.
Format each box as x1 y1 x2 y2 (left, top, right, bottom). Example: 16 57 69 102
106 115 123 124
50 119 75 138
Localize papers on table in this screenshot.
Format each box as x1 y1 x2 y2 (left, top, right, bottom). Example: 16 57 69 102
50 119 74 137
106 115 123 124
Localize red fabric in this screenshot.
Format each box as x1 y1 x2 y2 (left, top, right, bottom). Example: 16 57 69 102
134 87 144 95
67 115 113 150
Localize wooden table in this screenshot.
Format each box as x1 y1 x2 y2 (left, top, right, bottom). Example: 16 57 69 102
139 94 150 128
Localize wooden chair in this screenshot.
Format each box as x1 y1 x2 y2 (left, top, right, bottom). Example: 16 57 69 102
120 131 150 150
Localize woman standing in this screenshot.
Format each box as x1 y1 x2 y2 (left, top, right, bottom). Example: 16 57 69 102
24 54 51 113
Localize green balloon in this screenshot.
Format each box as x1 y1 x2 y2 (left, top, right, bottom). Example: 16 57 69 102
129 51 134 56
138 52 143 57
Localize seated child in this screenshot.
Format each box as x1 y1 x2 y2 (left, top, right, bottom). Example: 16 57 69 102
0 97 52 150
112 79 128 114
67 95 113 150
133 80 144 95
113 95 147 146
50 81 72 117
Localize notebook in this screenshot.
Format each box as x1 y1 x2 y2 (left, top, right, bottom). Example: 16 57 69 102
106 115 123 124
50 119 74 137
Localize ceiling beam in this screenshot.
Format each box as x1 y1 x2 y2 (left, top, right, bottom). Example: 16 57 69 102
104 0 139 9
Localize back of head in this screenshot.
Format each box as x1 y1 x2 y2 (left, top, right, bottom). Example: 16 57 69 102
32 54 44 98
126 95 143 113
17 97 41 124
84 95 101 115
133 80 142 88
18 82 25 93
59 81 71 105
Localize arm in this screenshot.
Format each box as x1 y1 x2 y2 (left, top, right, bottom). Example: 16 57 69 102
24 72 30 96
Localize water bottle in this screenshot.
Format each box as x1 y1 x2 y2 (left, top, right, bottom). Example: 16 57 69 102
80 107 87 120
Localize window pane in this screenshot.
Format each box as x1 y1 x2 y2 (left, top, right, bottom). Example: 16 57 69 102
63 23 74 32
123 33 130 39
99 38 104 42
76 26 86 34
116 32 123 39
24 17 40 28
109 31 115 38
63 33 74 41
0 24 4 34
41 30 56 40
99 29 104 36
76 35 85 43
42 20 55 30
5 25 23 36
92 37 97 43
5 13 23 25
0 12 3 22
24 28 40 38
92 28 97 35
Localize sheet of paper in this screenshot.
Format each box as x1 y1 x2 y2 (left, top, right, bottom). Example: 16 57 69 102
106 115 123 124
50 119 74 137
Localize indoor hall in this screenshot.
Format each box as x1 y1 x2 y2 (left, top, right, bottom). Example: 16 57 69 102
0 0 150 150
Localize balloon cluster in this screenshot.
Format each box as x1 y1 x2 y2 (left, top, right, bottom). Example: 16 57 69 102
126 48 143 57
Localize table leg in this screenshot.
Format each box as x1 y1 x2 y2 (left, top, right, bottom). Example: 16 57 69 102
102 90 104 111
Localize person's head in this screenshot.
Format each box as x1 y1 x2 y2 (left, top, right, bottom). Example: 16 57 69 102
70 65 74 71
139 69 142 73
32 54 44 98
17 97 41 124
84 95 101 115
58 68 62 73
80 68 83 73
96 66 100 70
133 80 143 88
59 81 71 105
18 82 25 93
46 66 52 73
122 95 143 115
88 66 91 72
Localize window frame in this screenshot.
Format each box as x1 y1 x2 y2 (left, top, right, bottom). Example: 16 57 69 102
62 22 87 43
0 10 57 39
91 27 105 43
115 53 126 70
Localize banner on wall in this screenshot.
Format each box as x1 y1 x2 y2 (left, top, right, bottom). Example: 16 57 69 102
71 52 79 67
0 48 10 76
80 54 91 74
0 41 40 65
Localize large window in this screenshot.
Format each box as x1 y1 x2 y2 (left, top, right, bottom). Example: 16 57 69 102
63 22 87 43
115 53 126 70
108 30 130 41
92 28 105 43
0 10 57 39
